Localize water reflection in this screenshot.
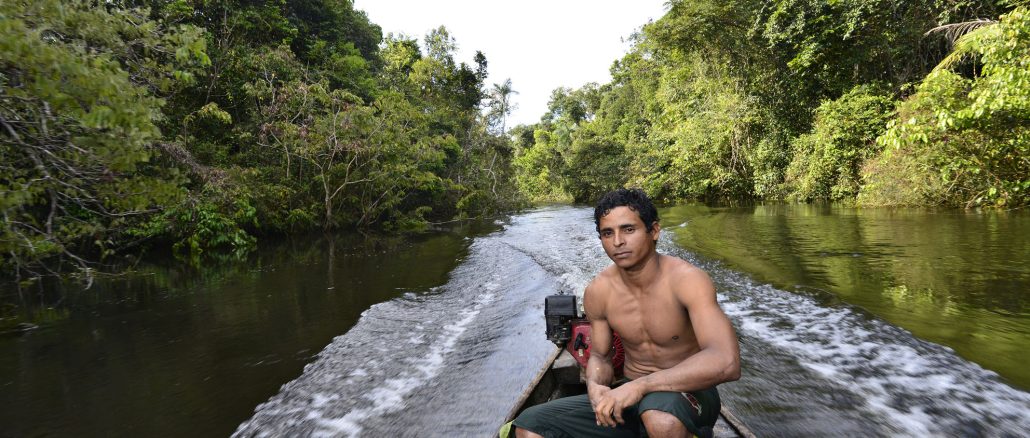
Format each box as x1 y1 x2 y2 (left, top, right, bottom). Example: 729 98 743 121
662 203 1030 389
0 222 499 438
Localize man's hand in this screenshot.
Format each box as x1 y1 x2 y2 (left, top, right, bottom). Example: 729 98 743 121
589 381 645 427
587 381 610 408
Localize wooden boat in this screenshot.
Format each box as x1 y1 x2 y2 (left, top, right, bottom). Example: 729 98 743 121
502 347 757 438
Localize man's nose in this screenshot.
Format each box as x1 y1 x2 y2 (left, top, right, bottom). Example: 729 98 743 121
613 231 625 246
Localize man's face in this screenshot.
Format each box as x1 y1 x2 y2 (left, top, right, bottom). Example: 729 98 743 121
597 206 660 269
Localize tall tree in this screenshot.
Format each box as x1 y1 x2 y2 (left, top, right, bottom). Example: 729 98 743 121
486 78 518 134
1 0 208 279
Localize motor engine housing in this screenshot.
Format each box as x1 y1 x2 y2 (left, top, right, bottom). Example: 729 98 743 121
544 294 577 346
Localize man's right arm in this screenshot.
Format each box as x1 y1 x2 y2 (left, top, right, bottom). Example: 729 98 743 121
583 283 614 406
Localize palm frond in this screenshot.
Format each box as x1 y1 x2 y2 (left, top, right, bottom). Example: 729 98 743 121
932 22 1002 72
925 19 997 44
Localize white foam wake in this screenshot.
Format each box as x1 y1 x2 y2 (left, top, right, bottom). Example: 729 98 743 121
720 279 1030 436
233 278 501 437
320 289 498 437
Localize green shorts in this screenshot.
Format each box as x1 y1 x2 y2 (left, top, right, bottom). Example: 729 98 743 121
512 387 720 438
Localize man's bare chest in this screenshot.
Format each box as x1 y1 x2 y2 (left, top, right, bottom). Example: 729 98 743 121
606 293 694 347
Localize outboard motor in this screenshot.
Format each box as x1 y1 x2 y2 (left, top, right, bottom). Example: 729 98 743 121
566 320 625 375
544 293 577 346
544 293 626 376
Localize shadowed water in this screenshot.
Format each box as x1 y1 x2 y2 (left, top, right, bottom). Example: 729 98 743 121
0 226 496 437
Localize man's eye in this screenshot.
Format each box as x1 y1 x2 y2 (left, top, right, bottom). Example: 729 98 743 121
625 227 635 233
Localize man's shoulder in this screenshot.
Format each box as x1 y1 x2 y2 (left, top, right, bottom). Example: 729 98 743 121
584 267 618 318
585 266 618 295
659 255 714 297
659 254 708 278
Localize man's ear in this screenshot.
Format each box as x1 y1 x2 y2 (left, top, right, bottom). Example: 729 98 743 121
650 222 661 240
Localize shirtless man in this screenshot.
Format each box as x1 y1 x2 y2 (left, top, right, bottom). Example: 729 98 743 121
513 189 741 438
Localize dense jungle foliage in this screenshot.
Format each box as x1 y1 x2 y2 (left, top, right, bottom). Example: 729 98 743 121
513 0 1029 209
1 0 522 280
4 0 1029 280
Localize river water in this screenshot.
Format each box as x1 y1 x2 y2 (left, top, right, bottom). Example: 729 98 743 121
2 205 1028 437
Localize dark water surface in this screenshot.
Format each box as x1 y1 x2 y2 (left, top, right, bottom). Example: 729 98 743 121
661 203 1030 390
0 225 497 437
2 205 1029 437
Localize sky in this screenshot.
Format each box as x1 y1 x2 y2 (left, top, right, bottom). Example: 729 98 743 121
354 0 669 127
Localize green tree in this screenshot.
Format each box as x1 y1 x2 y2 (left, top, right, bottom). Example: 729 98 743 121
0 0 208 279
249 77 450 229
486 78 518 135
783 85 895 201
513 0 1011 206
862 6 1030 207
563 126 628 203
513 129 570 202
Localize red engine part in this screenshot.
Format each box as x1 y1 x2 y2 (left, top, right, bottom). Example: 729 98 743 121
565 320 625 376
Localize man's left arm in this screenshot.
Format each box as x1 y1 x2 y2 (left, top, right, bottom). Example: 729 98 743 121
626 269 741 394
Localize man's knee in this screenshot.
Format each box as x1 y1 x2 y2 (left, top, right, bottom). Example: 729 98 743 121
512 404 547 438
641 409 689 438
513 425 544 438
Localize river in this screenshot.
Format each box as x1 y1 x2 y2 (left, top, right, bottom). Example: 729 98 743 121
1 205 1028 437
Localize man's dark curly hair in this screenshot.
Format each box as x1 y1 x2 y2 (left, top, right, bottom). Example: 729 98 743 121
594 188 659 233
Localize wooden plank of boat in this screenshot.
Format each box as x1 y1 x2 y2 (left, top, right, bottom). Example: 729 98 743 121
504 346 564 423
503 347 756 438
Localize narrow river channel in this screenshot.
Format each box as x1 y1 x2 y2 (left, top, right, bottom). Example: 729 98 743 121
2 205 1028 437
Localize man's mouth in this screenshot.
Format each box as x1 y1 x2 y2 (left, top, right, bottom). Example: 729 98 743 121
613 251 631 258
